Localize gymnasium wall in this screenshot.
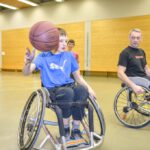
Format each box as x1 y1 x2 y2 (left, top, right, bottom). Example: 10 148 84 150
90 15 150 72
1 22 85 71
0 32 1 70
1 0 150 30
1 0 150 72
2 28 30 70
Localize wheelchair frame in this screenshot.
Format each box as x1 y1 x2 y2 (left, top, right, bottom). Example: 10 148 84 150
114 85 150 128
18 87 105 150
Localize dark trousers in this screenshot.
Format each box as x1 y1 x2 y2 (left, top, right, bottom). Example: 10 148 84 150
48 84 89 120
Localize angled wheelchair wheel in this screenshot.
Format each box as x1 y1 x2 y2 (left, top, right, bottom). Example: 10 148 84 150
81 98 105 147
18 89 46 150
114 86 150 129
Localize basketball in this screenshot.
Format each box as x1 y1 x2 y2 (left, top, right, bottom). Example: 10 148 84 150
29 21 59 51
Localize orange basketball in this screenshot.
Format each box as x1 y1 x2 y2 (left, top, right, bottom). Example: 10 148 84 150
29 21 59 51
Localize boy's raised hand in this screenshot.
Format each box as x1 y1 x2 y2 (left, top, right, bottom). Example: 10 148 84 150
25 47 36 63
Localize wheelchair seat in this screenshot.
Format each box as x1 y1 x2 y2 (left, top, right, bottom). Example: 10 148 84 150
18 87 106 150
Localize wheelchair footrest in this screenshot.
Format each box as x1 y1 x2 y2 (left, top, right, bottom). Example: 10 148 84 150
66 138 89 149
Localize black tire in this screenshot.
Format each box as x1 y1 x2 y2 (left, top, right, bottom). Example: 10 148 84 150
18 89 46 150
81 98 105 143
114 86 150 129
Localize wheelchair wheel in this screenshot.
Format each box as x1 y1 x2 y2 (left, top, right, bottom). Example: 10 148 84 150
18 89 46 150
114 86 150 129
81 98 105 145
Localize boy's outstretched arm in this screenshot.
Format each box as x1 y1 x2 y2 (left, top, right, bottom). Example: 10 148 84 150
23 48 36 75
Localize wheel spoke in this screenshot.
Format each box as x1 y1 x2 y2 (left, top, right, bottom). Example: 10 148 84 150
114 86 150 128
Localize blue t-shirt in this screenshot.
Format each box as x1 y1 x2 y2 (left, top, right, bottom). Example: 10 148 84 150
33 51 79 88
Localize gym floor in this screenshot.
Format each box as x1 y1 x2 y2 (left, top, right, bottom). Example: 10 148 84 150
0 71 149 150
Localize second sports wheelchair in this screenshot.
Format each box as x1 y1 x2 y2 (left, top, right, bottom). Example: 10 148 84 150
114 83 150 129
18 87 106 150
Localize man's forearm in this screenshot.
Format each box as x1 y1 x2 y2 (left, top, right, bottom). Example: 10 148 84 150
117 71 136 89
145 67 150 77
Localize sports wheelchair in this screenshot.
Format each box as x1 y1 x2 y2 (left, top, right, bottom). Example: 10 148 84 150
18 87 106 150
114 83 150 128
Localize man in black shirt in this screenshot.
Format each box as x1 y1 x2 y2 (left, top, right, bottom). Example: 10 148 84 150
117 28 150 94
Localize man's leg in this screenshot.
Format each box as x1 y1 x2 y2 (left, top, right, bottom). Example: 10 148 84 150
121 76 150 120
129 76 150 89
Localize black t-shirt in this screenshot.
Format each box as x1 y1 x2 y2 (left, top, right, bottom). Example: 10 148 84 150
118 46 147 77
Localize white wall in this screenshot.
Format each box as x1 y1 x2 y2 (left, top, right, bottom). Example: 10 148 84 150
1 0 150 69
0 32 1 70
1 0 150 30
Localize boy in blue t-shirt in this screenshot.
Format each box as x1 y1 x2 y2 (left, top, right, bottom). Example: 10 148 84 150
23 28 96 142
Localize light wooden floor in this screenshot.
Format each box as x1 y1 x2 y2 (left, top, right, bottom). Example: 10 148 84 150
0 71 149 150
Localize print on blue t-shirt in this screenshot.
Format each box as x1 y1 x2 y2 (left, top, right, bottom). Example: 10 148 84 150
33 51 79 88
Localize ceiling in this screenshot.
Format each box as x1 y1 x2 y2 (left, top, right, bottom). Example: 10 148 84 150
0 0 53 12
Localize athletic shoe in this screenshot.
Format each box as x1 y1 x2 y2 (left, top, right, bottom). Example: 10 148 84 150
71 129 82 140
